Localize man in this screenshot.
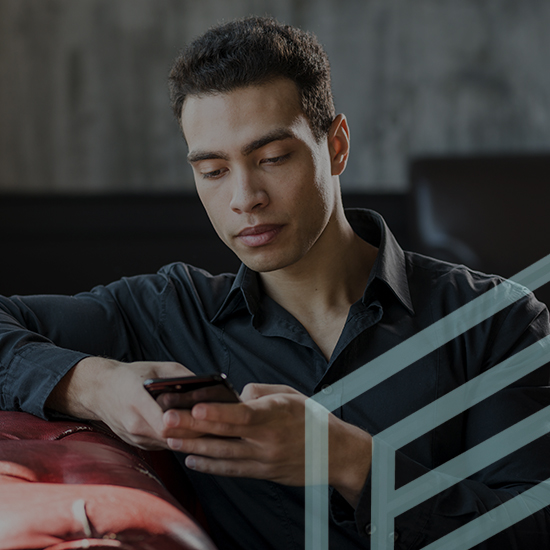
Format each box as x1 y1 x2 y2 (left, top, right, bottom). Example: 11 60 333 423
1 16 550 549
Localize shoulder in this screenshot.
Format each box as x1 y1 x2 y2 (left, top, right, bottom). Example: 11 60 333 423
157 262 237 318
404 251 547 325
403 252 550 380
89 262 238 322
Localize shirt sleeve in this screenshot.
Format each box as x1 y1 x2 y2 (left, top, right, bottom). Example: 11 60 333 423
335 292 550 548
0 271 172 419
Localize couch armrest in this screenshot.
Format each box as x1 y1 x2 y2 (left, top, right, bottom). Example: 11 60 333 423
0 411 217 550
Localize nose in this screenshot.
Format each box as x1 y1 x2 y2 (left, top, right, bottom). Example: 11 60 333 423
229 170 269 214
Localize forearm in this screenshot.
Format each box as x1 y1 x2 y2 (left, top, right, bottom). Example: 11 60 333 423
0 287 155 417
45 356 119 420
0 327 90 418
0 293 108 417
329 418 372 508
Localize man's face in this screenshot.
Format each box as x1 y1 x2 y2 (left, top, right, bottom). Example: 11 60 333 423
181 78 341 273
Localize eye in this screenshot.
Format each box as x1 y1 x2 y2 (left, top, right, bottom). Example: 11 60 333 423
261 153 291 165
201 167 227 180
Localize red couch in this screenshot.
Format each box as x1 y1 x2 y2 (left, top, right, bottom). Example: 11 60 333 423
0 412 217 550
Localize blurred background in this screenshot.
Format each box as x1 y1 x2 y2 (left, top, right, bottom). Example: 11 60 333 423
1 0 549 303
2 0 550 193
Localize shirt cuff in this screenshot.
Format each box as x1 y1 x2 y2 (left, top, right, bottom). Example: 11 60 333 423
4 342 90 419
331 451 435 547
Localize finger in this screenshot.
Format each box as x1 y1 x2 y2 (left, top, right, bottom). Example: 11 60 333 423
191 393 303 430
163 395 301 438
168 435 251 458
151 362 195 379
191 401 259 425
161 408 207 439
184 455 265 478
116 401 167 448
168 415 250 438
141 398 166 434
240 383 300 401
162 406 255 439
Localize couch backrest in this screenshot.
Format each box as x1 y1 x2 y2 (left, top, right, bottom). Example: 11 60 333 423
0 193 409 296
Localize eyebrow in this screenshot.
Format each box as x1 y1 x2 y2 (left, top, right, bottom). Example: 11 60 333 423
187 128 295 164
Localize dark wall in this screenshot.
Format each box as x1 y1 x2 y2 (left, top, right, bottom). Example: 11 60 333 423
2 1 550 193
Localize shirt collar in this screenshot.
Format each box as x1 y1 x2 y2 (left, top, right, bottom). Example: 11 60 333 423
210 263 260 323
211 208 414 323
346 209 414 314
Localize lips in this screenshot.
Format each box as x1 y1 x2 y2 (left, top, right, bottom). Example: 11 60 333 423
236 224 284 247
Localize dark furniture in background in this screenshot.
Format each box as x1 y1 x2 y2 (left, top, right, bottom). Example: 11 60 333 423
409 155 550 306
2 173 548 306
0 192 409 297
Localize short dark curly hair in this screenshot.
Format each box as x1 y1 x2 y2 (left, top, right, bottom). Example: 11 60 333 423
168 16 336 142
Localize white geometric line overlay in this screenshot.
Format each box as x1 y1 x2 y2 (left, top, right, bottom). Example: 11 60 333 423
305 253 550 550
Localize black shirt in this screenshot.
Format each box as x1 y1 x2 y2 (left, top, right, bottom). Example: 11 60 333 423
1 209 549 549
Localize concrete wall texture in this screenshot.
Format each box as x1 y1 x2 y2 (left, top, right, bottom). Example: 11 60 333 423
1 0 549 193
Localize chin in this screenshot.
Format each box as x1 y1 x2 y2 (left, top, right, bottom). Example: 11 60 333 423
238 249 298 274
240 258 284 273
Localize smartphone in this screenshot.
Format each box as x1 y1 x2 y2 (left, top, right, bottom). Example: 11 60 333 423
143 373 241 411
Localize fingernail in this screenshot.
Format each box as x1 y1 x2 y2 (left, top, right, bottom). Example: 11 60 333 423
192 405 206 419
186 456 196 469
167 438 182 450
164 410 179 427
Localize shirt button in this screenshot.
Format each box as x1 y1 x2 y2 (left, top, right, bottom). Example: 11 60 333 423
365 523 376 535
389 531 399 542
321 384 333 395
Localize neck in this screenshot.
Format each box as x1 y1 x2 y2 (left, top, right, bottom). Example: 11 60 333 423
259 208 378 358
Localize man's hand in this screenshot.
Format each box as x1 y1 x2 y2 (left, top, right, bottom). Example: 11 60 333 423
162 383 372 507
45 357 198 449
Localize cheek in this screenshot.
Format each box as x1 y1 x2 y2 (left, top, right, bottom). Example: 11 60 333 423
196 186 229 238
293 163 332 216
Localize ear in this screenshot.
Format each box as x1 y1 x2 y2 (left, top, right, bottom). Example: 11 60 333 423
327 114 350 176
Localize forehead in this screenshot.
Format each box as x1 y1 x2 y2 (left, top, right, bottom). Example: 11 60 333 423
181 79 313 152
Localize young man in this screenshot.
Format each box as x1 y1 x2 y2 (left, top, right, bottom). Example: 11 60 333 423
1 16 550 549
